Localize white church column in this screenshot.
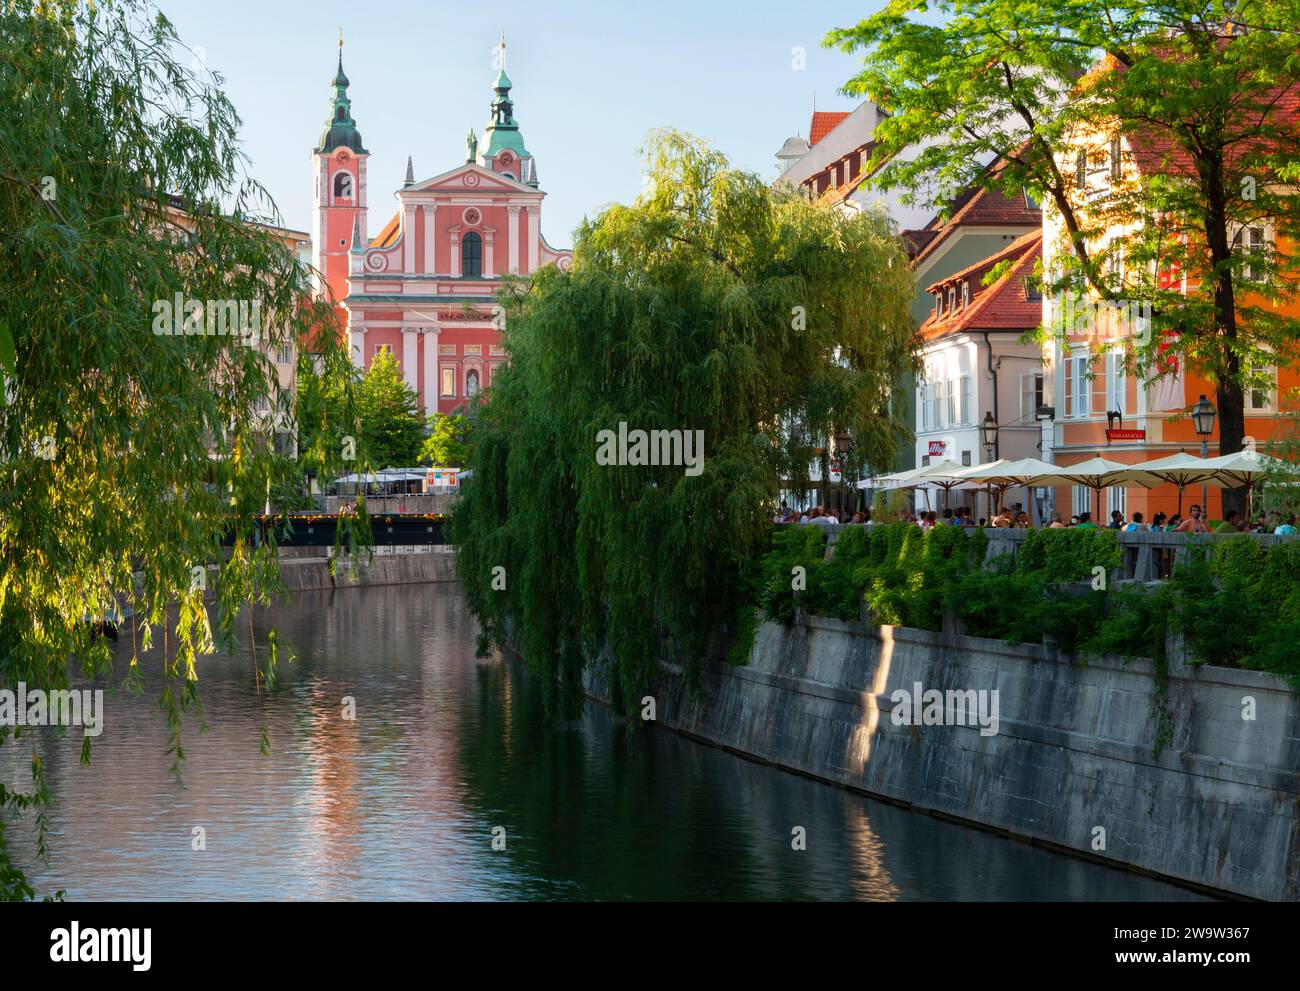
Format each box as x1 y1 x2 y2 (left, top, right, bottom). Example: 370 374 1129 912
423 327 439 415
507 206 520 274
423 205 437 274
450 231 461 277
526 206 539 273
402 328 419 394
348 326 365 369
403 204 416 273
484 230 495 278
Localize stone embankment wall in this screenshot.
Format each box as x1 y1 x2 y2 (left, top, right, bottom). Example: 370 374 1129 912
587 614 1300 900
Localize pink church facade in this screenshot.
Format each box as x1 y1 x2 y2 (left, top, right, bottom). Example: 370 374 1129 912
311 43 572 416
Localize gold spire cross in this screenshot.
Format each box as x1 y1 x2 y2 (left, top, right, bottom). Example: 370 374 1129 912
338 28 343 51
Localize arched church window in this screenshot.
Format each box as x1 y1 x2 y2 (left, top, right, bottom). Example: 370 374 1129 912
333 171 354 199
466 369 480 396
462 231 483 278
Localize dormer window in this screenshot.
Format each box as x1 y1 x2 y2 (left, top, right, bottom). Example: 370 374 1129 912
948 288 956 312
961 282 970 308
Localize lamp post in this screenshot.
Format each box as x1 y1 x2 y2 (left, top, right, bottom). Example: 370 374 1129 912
1192 394 1217 516
981 411 999 517
1035 404 1056 525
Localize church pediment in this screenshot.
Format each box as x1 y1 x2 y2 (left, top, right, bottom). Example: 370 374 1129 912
406 163 539 196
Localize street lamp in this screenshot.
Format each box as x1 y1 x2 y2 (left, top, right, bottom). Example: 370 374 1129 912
981 412 999 517
1192 394 1217 514
1035 405 1057 524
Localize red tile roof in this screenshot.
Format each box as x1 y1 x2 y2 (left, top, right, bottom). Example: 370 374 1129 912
809 111 851 146
919 231 1042 339
909 183 1040 270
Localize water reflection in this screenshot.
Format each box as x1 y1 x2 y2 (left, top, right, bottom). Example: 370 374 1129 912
5 584 1203 901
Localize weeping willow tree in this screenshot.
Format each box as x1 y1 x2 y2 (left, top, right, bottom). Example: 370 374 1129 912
452 130 918 720
0 0 360 898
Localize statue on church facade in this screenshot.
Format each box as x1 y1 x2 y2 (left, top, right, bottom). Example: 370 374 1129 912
466 129 478 164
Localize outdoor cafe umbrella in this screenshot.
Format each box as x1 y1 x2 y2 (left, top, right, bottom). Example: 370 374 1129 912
1026 456 1140 521
857 461 964 510
1191 451 1300 518
905 459 971 512
952 457 1061 522
1109 452 1231 515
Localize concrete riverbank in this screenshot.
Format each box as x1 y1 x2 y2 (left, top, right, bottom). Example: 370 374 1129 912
586 614 1300 901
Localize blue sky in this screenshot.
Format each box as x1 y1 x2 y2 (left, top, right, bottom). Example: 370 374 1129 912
160 0 882 246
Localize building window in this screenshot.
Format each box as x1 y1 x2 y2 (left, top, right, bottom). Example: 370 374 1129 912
947 378 958 426
276 345 293 364
333 171 354 199
466 369 480 397
919 384 932 432
961 450 971 467
1020 373 1044 420
372 343 392 362
921 455 931 468
1109 486 1127 518
947 288 956 313
961 282 970 308
1072 485 1091 516
1023 188 1039 210
1105 352 1127 415
1249 366 1274 411
1075 149 1087 190
1064 349 1091 418
959 375 971 426
461 231 483 278
1235 225 1267 282
440 367 456 397
932 380 945 429
1109 134 1122 181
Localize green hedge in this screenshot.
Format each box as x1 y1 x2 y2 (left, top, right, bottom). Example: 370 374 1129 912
754 523 1300 687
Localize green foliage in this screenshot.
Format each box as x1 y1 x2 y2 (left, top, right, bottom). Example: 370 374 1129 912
452 131 919 718
0 0 361 898
755 524 1300 683
354 350 425 469
420 412 474 468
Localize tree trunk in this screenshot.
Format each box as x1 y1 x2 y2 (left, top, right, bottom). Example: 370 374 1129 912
1203 149 1248 519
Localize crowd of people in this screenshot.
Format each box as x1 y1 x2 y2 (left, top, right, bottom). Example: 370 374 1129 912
773 501 1300 535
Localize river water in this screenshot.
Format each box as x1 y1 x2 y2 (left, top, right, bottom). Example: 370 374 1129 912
5 582 1202 900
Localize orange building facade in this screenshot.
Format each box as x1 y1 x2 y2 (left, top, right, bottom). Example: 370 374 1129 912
1041 122 1299 522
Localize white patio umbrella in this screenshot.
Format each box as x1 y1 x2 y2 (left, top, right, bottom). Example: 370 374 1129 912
1026 456 1142 522
952 457 1062 522
908 459 972 511
1194 451 1300 518
1108 452 1232 515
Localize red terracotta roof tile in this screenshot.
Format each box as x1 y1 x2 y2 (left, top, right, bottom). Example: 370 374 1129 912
809 111 851 146
919 231 1042 339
